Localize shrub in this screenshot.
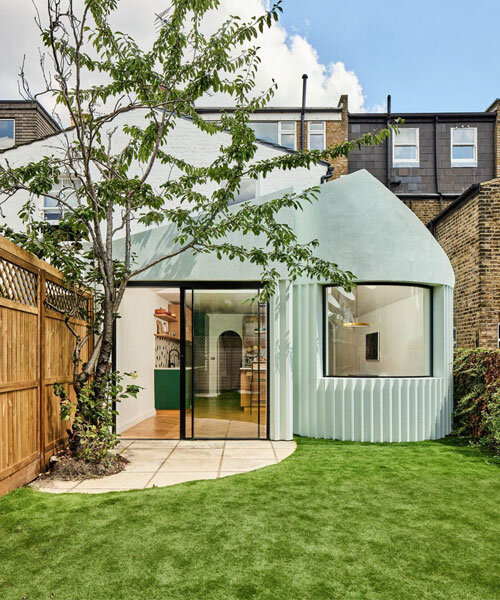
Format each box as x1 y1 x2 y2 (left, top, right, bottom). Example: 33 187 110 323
54 372 140 465
454 348 500 455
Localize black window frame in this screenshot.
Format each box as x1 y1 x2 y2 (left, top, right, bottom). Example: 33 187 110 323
322 282 433 378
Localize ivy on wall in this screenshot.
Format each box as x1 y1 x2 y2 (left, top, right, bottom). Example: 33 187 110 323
454 348 500 456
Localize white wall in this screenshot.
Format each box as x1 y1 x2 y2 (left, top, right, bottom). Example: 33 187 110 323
115 287 170 432
0 112 328 233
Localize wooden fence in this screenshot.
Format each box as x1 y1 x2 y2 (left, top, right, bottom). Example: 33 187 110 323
0 236 92 496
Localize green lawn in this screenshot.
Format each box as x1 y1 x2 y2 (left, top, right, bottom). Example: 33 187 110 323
1 438 499 600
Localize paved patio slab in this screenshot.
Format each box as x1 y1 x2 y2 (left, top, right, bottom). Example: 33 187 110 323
30 440 296 493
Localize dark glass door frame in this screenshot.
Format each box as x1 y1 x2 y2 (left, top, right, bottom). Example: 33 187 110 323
121 280 270 440
183 284 270 440
179 287 191 439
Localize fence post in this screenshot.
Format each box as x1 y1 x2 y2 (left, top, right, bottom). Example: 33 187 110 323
39 269 46 471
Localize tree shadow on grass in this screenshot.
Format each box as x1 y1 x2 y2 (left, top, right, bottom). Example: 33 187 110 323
433 434 500 467
294 434 500 468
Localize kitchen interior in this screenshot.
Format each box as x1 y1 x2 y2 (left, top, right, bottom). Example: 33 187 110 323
116 287 267 439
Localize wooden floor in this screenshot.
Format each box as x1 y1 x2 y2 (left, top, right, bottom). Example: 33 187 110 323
121 410 180 439
121 405 267 439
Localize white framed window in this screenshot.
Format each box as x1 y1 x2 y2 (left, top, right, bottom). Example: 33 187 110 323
248 121 296 150
0 119 15 149
451 127 477 167
278 121 296 150
393 127 419 167
308 121 326 151
42 176 80 223
42 196 64 222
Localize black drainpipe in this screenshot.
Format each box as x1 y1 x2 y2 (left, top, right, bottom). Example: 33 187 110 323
321 164 334 183
434 115 443 213
385 94 391 187
300 74 308 150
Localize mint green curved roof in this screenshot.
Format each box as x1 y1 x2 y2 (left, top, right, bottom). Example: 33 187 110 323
122 170 454 287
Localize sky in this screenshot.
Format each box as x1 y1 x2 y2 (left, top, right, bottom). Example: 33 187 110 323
0 0 498 116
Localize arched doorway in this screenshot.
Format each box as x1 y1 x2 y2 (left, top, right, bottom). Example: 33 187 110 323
218 330 242 392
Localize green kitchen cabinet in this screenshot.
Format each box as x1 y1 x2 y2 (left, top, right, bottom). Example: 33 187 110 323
154 369 180 409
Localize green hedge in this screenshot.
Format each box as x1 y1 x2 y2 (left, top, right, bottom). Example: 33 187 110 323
454 348 500 455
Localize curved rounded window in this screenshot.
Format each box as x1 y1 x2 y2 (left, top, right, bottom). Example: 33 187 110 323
325 284 431 377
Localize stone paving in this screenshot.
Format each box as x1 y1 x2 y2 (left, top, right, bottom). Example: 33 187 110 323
30 439 296 494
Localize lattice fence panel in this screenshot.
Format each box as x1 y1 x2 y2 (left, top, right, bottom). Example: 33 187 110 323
45 279 89 317
0 257 38 307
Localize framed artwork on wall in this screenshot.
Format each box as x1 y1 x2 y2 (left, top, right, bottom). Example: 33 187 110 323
366 332 380 361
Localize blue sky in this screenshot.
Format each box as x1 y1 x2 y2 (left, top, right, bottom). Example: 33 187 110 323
0 1 497 115
280 0 499 112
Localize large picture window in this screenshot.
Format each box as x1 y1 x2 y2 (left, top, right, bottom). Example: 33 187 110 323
325 284 431 377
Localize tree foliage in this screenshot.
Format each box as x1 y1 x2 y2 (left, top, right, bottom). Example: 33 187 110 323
0 0 395 460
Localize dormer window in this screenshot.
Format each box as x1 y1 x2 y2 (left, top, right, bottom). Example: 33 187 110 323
0 119 15 149
451 127 477 167
393 127 419 167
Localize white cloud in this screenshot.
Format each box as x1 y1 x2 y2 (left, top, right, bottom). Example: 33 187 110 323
0 0 368 117
368 102 387 114
196 0 366 111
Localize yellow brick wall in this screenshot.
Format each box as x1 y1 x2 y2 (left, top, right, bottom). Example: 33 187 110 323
433 179 500 348
401 198 455 225
433 195 481 348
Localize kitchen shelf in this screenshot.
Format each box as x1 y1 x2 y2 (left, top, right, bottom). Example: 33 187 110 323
155 333 180 341
154 313 178 323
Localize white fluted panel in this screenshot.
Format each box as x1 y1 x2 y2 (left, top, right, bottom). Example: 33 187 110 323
295 376 449 442
269 280 294 440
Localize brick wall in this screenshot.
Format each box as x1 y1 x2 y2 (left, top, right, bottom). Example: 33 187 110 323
325 94 348 177
477 179 500 347
401 198 455 224
433 194 481 348
0 101 59 146
433 179 500 348
488 100 500 178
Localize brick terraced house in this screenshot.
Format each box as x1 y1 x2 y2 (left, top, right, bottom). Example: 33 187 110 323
198 92 500 349
1 94 499 350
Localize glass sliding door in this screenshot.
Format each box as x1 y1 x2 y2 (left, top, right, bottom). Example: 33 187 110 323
189 287 267 439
